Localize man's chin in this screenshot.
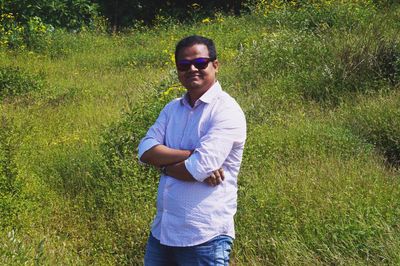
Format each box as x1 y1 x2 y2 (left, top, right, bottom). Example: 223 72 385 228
185 81 203 90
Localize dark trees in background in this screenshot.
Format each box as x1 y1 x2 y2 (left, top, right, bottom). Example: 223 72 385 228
1 0 246 30
1 0 98 29
96 0 246 30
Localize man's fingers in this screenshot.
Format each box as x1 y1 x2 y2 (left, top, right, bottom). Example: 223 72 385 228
213 170 223 185
204 177 212 186
206 177 214 186
213 170 220 180
204 169 226 186
218 168 225 181
214 170 224 185
211 173 218 186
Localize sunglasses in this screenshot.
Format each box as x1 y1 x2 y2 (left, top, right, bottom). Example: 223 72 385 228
176 57 216 71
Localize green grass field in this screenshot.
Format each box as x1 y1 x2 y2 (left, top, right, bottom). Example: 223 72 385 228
1 1 400 265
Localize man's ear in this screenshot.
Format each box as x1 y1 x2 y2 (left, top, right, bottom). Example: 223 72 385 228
213 59 219 73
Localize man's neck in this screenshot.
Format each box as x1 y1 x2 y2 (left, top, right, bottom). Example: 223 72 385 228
187 81 216 107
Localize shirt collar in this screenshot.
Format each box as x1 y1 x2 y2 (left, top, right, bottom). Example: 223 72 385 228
180 81 222 106
199 81 222 104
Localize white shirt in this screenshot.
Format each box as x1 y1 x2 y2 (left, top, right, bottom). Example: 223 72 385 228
138 81 246 247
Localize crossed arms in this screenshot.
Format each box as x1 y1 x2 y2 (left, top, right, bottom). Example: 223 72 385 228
140 144 224 186
138 100 245 187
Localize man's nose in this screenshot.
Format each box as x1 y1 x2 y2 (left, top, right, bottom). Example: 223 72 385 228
189 63 198 71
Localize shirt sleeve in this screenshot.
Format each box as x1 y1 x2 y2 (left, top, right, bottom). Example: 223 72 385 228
185 105 246 182
137 102 171 163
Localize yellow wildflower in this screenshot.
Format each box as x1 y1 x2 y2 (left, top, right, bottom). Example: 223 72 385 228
161 84 186 99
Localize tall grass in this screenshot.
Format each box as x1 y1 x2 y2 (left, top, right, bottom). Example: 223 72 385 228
1 1 400 265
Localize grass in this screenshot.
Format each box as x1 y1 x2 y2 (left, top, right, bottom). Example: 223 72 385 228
1 1 400 265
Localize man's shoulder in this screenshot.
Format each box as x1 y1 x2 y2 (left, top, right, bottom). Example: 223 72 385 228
163 97 183 111
208 89 246 127
216 90 244 114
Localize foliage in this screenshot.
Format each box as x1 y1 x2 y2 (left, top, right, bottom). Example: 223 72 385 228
1 0 99 30
0 13 25 49
0 66 45 101
96 0 245 29
0 1 100 50
1 0 244 33
0 13 54 51
342 93 400 166
100 70 184 179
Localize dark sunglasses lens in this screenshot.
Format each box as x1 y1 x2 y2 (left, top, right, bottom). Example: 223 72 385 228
177 61 191 71
193 58 210 69
177 58 211 71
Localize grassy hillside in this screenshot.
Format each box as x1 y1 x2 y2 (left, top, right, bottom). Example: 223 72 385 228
1 1 400 265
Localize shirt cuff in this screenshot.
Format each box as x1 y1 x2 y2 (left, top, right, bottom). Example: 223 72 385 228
138 139 160 163
184 154 209 182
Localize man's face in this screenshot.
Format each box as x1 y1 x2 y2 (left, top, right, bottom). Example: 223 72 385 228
176 44 219 92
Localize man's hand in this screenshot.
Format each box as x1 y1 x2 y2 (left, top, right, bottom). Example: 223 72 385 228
204 168 225 186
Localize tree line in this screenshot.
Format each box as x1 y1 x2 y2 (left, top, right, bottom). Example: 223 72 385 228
1 0 245 30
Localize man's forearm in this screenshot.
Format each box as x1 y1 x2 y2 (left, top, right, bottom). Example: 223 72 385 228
140 144 192 167
164 161 196 182
165 162 225 186
141 145 224 185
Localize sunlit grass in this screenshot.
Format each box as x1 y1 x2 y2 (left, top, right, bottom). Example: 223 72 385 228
1 2 400 265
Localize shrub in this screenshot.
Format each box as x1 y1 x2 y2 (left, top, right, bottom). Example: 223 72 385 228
0 13 54 51
24 16 53 51
0 13 25 49
100 70 183 179
0 66 45 101
342 93 400 166
334 29 399 88
1 0 99 30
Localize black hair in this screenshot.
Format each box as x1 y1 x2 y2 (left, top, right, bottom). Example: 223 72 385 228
175 35 217 62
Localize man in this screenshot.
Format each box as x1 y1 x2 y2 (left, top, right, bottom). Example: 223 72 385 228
138 35 246 265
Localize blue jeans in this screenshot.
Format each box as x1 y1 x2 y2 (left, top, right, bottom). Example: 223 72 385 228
144 233 234 266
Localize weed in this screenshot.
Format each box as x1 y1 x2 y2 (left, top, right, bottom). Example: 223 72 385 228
0 66 45 101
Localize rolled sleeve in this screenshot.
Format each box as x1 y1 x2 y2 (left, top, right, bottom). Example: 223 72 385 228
184 153 208 181
185 107 246 182
138 139 161 163
137 103 170 163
